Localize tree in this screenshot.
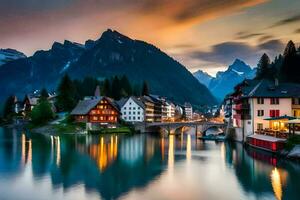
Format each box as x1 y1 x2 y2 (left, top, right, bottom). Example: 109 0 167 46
31 99 54 125
56 74 77 112
141 81 149 96
283 40 296 57
111 76 121 100
102 78 111 97
40 88 49 101
256 53 270 79
120 75 132 96
3 95 15 119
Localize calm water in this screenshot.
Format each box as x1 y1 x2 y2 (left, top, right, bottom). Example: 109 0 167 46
0 127 299 200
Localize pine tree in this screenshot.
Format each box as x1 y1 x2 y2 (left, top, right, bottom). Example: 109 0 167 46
3 95 15 119
256 53 270 79
141 81 149 96
120 75 132 96
56 74 77 112
111 76 121 100
40 88 49 101
102 78 111 97
281 40 299 82
283 40 296 57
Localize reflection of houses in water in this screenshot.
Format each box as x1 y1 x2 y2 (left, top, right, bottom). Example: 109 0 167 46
120 135 144 165
223 142 289 200
87 136 118 172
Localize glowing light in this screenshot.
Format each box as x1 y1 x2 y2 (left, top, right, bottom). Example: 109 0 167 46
186 134 191 161
271 168 282 200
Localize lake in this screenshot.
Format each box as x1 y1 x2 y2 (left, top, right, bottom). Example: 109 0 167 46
0 127 299 200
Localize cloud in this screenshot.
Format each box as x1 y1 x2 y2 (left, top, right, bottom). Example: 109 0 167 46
269 14 300 28
187 39 285 67
235 31 265 39
0 0 269 55
258 35 274 43
295 28 300 34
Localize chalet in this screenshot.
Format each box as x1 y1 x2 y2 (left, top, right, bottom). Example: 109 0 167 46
117 96 145 123
224 79 300 152
70 96 120 128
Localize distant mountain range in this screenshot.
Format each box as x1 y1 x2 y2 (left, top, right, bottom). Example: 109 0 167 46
0 29 216 106
194 59 256 101
0 49 26 66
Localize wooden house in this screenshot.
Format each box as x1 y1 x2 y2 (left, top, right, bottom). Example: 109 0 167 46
70 97 120 126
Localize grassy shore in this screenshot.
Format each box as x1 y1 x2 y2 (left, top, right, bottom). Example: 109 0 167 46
88 126 133 134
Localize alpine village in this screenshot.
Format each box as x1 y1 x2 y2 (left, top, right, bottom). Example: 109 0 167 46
1 29 300 199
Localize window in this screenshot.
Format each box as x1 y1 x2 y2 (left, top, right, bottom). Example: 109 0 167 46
129 111 131 115
133 112 135 115
138 107 141 110
270 98 279 104
133 116 136 120
123 112 126 115
257 110 264 116
257 98 264 104
124 107 126 110
133 107 136 110
138 117 140 120
124 117 127 120
129 107 131 110
257 123 263 130
129 116 131 120
129 102 132 105
270 110 280 117
138 111 140 115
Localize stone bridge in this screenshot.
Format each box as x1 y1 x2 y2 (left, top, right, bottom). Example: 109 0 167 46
144 121 225 135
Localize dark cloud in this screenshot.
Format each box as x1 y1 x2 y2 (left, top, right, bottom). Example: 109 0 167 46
258 35 274 43
235 31 265 39
295 28 300 34
188 39 285 66
257 39 285 52
269 14 300 28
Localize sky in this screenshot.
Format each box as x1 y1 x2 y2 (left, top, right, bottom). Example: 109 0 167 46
1 0 300 76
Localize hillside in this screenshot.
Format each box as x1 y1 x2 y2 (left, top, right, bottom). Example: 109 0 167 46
0 29 217 106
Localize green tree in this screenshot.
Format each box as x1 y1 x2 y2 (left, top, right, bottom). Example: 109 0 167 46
56 74 77 112
102 78 111 97
31 99 54 125
141 81 149 96
256 53 270 79
111 76 122 100
120 75 132 96
283 40 296 57
280 40 299 82
3 95 15 119
40 88 49 101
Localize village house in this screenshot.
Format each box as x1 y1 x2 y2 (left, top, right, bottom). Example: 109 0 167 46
23 91 57 114
117 96 145 123
224 79 300 151
184 102 193 120
70 96 120 129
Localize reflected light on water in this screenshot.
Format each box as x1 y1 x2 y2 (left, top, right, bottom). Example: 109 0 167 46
186 134 191 161
168 135 174 170
55 136 61 167
271 168 282 200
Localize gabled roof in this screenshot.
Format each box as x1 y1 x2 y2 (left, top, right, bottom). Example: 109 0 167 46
70 97 102 115
70 96 120 115
130 96 145 109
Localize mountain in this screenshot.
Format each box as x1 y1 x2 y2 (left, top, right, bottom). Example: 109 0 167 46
0 29 216 106
0 49 26 66
193 70 212 87
194 59 256 101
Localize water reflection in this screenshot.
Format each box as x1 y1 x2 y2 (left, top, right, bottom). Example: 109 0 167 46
0 128 299 200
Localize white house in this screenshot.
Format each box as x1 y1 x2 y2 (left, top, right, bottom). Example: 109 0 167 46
119 97 145 122
227 79 300 142
184 102 193 120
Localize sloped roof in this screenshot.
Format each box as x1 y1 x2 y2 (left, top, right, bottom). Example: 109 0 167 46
115 98 128 108
130 96 145 109
70 97 102 115
240 79 300 98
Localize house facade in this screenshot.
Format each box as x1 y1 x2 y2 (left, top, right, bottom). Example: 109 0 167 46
119 97 145 122
225 79 300 142
71 97 120 127
184 102 193 120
